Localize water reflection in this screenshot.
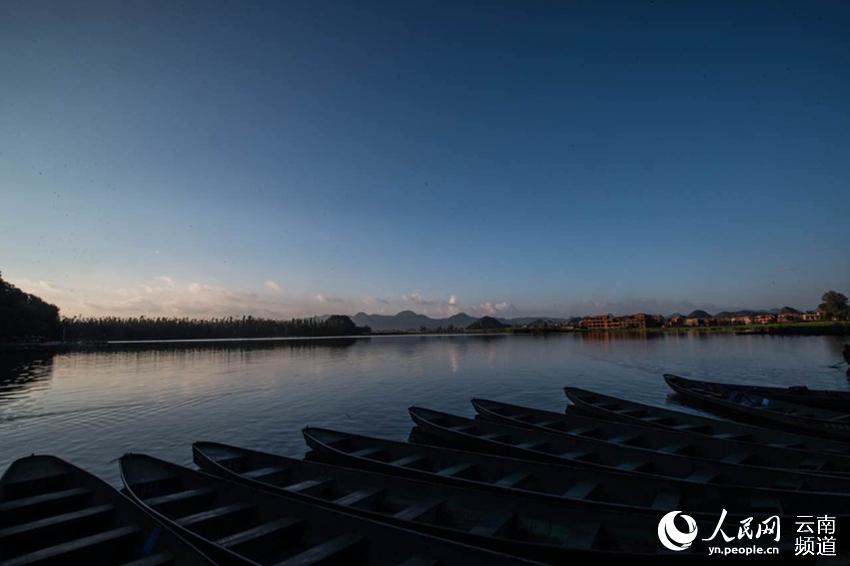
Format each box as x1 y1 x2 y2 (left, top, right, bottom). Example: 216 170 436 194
1 334 848 486
0 353 54 401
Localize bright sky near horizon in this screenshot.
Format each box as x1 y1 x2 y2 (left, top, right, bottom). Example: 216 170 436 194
1 1 848 319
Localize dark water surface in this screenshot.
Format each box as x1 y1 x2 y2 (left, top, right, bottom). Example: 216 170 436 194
1 333 848 485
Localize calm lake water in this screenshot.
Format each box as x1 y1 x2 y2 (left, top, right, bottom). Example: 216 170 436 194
1 333 848 485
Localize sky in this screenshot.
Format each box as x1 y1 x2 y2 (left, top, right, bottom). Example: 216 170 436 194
1 0 848 319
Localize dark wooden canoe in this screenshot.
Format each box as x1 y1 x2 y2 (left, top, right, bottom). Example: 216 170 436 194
194 441 725 562
664 373 850 412
473 398 850 476
120 453 540 566
0 454 213 566
303 427 847 518
664 375 850 441
409 406 850 508
564 386 850 453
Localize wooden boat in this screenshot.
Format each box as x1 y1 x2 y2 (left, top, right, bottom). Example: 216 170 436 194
564 386 850 453
473 398 850 476
0 454 213 566
664 374 850 441
303 427 848 518
120 453 539 566
664 373 850 412
409 406 850 504
194 441 727 562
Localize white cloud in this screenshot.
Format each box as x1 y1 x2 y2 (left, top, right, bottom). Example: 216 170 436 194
472 301 517 317
448 295 458 305
156 275 175 288
264 279 281 292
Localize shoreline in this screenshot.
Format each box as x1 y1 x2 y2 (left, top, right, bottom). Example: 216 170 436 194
1 322 848 352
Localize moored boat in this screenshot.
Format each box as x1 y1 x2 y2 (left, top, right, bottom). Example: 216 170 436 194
409 406 850 504
1 454 213 566
564 386 850 453
120 453 540 565
664 375 850 441
303 427 847 518
194 441 723 562
473 397 850 476
663 373 850 412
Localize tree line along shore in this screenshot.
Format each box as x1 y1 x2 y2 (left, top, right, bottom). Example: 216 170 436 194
2 271 848 346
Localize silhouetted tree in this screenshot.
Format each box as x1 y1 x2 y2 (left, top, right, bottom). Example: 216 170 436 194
61 314 369 341
0 271 61 340
819 291 849 320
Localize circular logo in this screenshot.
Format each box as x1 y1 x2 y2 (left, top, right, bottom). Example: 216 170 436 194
658 511 698 551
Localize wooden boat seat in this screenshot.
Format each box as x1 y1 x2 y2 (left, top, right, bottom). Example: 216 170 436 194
0 503 114 549
284 478 334 496
391 454 428 468
0 487 91 526
3 470 71 499
469 512 515 537
515 441 549 451
436 463 475 478
658 442 692 455
686 470 718 483
567 426 599 436
480 433 510 442
176 502 256 535
651 490 680 510
1 526 140 566
494 471 531 488
124 474 181 495
609 434 642 445
720 452 751 464
713 432 750 441
217 516 306 552
614 460 652 472
559 449 595 462
119 552 175 566
562 481 599 500
771 477 803 491
241 466 288 482
393 500 443 522
333 488 385 508
349 447 385 460
275 533 364 566
620 409 648 418
145 488 216 515
671 423 703 432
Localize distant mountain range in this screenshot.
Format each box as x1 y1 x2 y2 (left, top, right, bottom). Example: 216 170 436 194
349 306 813 331
351 310 568 332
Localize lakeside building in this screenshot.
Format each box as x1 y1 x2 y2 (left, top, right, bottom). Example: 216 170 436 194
578 313 664 330
582 309 827 331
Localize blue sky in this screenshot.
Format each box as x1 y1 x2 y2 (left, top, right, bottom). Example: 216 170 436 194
1 0 848 318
